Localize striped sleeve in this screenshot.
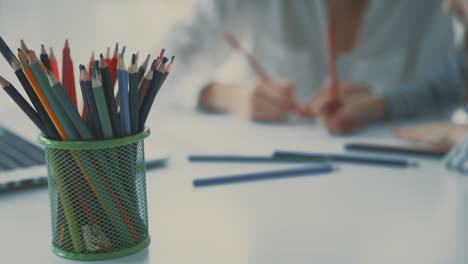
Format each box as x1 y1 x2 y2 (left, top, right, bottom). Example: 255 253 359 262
381 48 467 119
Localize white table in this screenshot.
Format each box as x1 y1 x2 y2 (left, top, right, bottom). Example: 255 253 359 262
1 109 467 264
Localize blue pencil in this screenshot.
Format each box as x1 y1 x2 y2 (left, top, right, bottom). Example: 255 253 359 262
274 151 418 167
193 164 334 187
117 54 131 136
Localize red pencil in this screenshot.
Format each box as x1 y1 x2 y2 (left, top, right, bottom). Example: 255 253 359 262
62 40 77 107
327 21 340 110
49 47 60 80
110 43 118 87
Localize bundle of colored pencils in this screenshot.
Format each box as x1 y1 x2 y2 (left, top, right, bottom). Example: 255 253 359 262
0 36 174 141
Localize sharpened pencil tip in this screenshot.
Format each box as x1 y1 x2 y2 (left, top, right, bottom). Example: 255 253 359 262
0 75 9 87
65 39 70 48
100 53 104 58
79 64 86 71
131 53 136 65
162 57 169 64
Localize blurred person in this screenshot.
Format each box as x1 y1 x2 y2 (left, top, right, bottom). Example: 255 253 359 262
163 0 454 122
311 0 468 172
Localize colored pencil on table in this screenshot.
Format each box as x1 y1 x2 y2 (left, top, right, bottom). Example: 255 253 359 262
128 54 139 134
62 40 77 107
49 47 60 80
91 67 114 139
79 65 103 140
40 44 51 71
48 71 94 141
273 150 418 168
117 54 131 136
27 51 79 141
344 142 448 158
138 63 154 110
188 154 326 163
99 54 121 137
139 57 168 131
193 164 334 187
0 76 45 133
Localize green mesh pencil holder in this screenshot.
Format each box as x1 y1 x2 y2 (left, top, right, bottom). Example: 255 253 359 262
37 129 151 261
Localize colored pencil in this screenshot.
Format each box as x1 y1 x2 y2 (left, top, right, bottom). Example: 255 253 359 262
48 71 94 141
326 21 340 110
19 50 68 140
117 54 131 136
88 51 94 75
273 151 418 168
62 40 77 107
110 43 118 87
138 57 168 131
224 32 268 82
91 67 114 139
99 54 121 137
0 76 45 133
128 54 139 134
344 143 448 158
27 52 79 141
137 54 150 85
10 52 59 139
188 154 326 163
138 65 154 110
40 44 51 71
0 35 19 66
49 47 60 80
193 164 334 187
79 65 103 140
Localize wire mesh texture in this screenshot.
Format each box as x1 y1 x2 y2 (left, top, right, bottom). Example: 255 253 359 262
38 129 151 261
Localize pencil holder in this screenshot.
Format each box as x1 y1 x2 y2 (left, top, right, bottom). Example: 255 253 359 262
37 129 151 261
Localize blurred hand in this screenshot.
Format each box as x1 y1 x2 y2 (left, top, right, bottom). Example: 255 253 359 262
200 79 297 122
302 81 386 133
395 123 468 147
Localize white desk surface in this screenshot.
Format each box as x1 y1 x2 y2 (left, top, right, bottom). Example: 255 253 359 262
1 108 467 264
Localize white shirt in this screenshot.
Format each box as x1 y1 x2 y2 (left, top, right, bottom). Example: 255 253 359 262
161 0 455 108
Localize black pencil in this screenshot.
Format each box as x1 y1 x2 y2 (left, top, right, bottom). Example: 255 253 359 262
139 57 168 131
129 54 139 134
99 54 121 137
344 143 447 158
274 151 418 168
80 65 103 140
193 164 334 187
0 35 20 67
0 75 45 134
40 44 51 71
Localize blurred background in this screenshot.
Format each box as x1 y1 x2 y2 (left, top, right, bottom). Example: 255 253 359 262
0 0 201 114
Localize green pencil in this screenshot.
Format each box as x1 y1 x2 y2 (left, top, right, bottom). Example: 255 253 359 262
27 53 80 141
48 71 94 141
91 67 114 139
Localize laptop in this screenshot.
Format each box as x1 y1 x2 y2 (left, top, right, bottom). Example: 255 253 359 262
0 125 168 193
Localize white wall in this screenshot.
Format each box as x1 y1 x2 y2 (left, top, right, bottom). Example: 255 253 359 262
0 0 199 114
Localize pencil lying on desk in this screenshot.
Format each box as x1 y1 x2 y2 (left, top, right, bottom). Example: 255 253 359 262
188 154 326 163
193 164 334 187
344 143 448 158
274 151 418 168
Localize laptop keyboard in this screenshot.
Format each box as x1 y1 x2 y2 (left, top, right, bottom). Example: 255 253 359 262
0 126 47 191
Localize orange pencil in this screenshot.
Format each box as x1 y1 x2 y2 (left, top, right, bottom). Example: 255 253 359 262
62 40 77 107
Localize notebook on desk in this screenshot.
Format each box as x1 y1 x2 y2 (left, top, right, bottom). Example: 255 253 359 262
0 125 169 193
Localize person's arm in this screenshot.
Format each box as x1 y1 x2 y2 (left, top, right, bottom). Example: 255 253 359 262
381 48 467 119
444 133 468 173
